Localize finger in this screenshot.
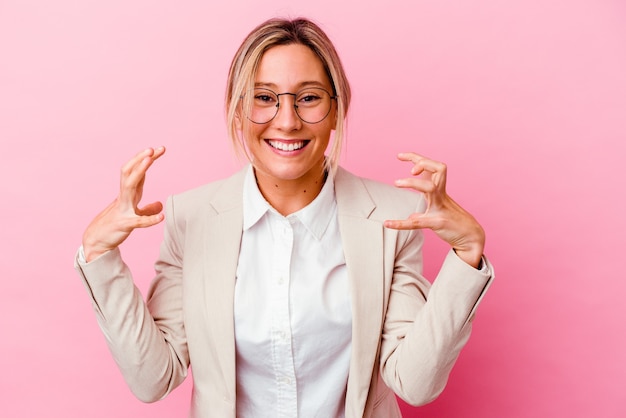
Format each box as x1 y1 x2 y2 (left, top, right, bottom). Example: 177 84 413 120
397 152 446 176
119 157 150 206
120 146 166 181
119 147 166 203
121 148 157 177
384 215 427 230
152 146 166 160
128 146 166 180
136 201 164 216
394 177 436 194
118 212 165 230
396 152 426 163
137 146 166 176
133 213 165 229
384 214 442 231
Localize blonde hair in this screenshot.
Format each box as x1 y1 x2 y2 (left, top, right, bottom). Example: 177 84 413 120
225 18 351 173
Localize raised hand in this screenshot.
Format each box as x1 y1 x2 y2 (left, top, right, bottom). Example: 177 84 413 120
82 147 167 262
384 152 485 268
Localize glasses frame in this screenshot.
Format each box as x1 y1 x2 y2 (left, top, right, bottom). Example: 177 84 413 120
241 87 338 125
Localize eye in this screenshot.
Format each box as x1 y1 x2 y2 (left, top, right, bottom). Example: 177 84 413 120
297 92 322 106
254 94 276 103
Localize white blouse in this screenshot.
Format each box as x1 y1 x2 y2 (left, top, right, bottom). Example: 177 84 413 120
234 166 352 418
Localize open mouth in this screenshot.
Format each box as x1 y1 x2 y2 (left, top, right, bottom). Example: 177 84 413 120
267 139 309 152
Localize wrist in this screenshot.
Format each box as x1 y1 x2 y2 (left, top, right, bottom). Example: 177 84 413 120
83 247 106 263
82 238 109 263
454 248 483 269
453 232 485 269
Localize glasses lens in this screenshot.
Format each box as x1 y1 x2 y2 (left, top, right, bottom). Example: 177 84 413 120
244 88 279 124
294 88 332 124
243 88 333 124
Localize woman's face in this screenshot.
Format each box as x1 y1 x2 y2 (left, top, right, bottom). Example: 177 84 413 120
239 43 336 188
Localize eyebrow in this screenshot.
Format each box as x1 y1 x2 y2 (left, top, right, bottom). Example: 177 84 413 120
254 80 329 90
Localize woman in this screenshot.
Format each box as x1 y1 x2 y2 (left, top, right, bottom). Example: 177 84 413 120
76 17 493 418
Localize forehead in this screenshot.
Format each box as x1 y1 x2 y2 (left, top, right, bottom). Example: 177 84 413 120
255 43 331 90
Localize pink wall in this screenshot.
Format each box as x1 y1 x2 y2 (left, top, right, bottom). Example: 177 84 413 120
1 1 625 416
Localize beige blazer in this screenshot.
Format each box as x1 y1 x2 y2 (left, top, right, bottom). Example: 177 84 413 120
76 166 493 418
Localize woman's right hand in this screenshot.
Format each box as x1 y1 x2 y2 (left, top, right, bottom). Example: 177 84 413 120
82 147 166 262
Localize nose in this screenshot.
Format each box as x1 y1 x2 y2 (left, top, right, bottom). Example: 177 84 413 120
273 94 302 131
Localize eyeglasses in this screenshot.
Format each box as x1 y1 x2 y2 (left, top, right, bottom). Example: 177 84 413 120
241 87 337 124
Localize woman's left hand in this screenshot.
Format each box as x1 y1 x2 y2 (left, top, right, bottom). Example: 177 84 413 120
384 152 485 268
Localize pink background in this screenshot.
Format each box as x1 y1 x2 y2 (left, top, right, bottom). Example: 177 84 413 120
1 1 625 416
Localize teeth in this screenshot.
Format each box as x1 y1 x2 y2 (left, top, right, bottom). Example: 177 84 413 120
269 140 305 151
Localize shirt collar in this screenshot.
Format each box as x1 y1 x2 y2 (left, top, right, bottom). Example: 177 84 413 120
242 165 336 240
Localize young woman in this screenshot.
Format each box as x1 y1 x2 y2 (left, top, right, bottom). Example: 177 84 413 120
76 17 493 418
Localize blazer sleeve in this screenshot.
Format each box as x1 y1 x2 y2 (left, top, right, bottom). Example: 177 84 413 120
378 217 494 406
74 195 189 403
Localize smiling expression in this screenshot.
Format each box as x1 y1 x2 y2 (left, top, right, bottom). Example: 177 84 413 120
238 43 337 192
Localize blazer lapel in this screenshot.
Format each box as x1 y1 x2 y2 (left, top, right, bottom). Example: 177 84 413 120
201 167 246 405
335 168 385 418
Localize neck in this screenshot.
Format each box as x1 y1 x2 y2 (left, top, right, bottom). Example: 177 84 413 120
254 167 327 216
